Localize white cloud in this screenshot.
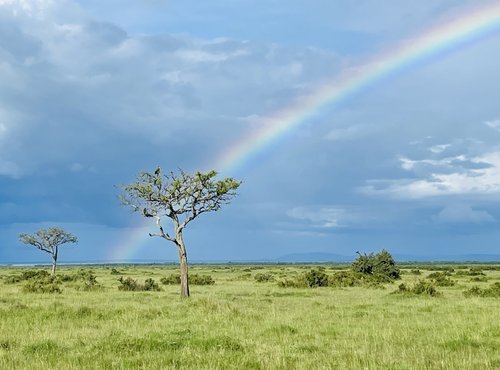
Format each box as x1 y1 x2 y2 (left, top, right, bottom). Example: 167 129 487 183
429 144 450 154
287 206 346 228
398 155 466 171
433 204 495 224
362 151 500 198
485 119 500 132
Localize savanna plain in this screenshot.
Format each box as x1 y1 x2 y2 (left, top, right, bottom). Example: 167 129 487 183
0 263 499 370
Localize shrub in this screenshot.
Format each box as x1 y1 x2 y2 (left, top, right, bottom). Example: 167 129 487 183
427 271 452 279
410 269 421 275
328 270 386 288
373 250 400 279
76 273 101 291
160 274 215 286
277 278 306 288
352 252 374 274
189 274 215 286
4 270 50 284
455 268 486 277
110 268 123 275
328 271 363 287
160 274 180 285
303 269 329 287
426 272 455 287
118 277 141 291
23 275 62 294
277 269 328 288
118 277 161 291
143 278 161 291
470 276 488 282
393 281 440 297
351 250 400 280
254 273 274 283
463 282 500 298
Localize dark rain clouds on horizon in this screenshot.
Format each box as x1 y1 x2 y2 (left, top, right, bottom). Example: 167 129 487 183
1 0 500 262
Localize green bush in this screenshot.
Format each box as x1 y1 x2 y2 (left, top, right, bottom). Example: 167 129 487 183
118 277 161 291
327 270 385 288
410 269 421 275
455 268 486 277
254 273 274 283
143 278 161 291
463 282 500 298
328 271 363 287
426 272 455 287
393 281 440 297
160 274 180 285
4 270 50 284
277 278 306 288
160 274 215 286
190 274 215 285
351 250 400 280
470 276 488 282
23 275 62 294
303 269 329 287
277 269 328 288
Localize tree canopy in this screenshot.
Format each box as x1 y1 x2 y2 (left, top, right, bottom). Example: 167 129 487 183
120 168 241 297
19 227 78 275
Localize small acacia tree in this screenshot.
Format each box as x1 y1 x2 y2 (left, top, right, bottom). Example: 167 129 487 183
19 227 78 275
120 168 241 297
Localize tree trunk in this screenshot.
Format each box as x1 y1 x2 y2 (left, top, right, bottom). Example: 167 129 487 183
51 255 57 275
176 232 190 297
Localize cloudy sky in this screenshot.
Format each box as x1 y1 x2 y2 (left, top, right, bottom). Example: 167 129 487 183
1 0 500 263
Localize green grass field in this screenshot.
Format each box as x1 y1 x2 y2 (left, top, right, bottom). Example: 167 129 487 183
0 264 499 369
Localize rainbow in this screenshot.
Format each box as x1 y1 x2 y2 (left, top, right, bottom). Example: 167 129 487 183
212 2 500 175
109 2 500 261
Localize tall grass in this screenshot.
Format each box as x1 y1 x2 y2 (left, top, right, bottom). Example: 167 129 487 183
0 264 498 369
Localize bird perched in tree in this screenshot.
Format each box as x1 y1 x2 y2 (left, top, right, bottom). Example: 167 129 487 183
154 167 161 175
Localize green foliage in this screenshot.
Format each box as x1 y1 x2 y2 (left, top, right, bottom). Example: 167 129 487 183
110 268 123 275
18 228 77 264
22 275 62 294
160 274 180 285
254 273 274 283
3 269 63 293
327 271 381 288
410 269 422 275
160 274 215 286
470 276 488 282
190 274 215 285
455 268 486 277
120 168 240 223
302 269 329 287
118 277 161 291
463 282 500 298
352 252 374 274
394 281 441 297
277 278 306 288
426 272 456 287
4 270 50 284
143 278 161 291
351 250 400 280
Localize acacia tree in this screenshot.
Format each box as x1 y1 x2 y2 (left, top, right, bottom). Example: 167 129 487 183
19 227 78 275
120 168 241 297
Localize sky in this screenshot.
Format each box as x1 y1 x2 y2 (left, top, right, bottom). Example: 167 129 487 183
1 0 500 263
